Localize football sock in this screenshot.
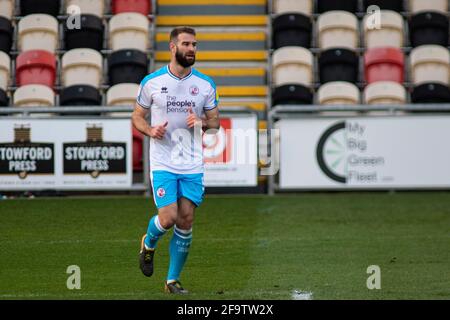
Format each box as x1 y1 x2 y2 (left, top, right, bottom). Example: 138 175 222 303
144 215 167 250
167 225 192 282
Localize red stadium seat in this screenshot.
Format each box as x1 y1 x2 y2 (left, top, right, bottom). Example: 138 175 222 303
112 0 151 15
16 50 56 88
132 127 143 172
364 47 404 84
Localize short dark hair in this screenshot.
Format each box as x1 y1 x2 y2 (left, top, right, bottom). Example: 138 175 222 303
170 26 196 42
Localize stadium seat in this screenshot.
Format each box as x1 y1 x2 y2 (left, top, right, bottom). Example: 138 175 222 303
318 48 359 84
272 46 313 87
364 47 404 84
409 12 449 47
0 50 10 91
364 81 406 105
273 0 312 15
107 83 139 106
317 0 358 13
132 127 143 172
20 0 60 16
317 11 358 50
317 81 360 105
112 0 151 16
13 84 54 106
410 45 450 86
109 12 149 52
0 0 14 19
0 16 12 53
106 83 139 116
59 85 102 106
363 0 403 12
409 0 448 14
0 87 7 106
272 84 313 106
18 14 58 53
61 48 103 88
16 50 56 88
411 83 450 103
108 49 148 85
363 10 404 49
65 0 104 18
272 13 311 50
64 14 104 51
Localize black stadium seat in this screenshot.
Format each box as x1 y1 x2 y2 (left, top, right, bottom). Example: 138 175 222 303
317 0 358 13
272 13 311 49
363 0 403 12
60 85 102 106
409 11 449 47
272 84 313 106
411 83 450 103
319 48 359 84
20 0 60 17
0 88 8 106
64 14 104 51
0 17 13 53
108 49 148 85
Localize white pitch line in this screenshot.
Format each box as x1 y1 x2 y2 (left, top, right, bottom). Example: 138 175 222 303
292 289 313 300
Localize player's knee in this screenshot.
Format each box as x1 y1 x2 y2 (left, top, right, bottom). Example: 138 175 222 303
176 214 194 230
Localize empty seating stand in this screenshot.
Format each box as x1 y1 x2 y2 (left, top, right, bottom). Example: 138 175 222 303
273 0 312 16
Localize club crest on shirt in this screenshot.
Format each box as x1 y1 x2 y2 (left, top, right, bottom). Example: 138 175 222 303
156 187 165 197
189 85 199 96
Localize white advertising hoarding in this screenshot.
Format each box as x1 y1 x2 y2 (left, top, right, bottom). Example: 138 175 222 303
277 116 450 189
203 114 258 187
0 118 133 190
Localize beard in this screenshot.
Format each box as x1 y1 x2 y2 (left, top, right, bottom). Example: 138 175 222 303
175 47 196 68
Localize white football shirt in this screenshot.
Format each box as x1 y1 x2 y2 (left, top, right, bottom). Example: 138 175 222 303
136 65 219 174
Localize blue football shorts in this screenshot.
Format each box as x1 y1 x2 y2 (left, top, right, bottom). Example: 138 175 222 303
150 170 205 209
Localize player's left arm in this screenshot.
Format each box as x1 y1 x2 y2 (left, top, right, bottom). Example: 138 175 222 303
202 107 220 131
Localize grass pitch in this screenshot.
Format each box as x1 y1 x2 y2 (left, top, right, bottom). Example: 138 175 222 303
0 192 449 300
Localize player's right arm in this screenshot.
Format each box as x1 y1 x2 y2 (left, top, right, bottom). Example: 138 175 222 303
132 103 168 140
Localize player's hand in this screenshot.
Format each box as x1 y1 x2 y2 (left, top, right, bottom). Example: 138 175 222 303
149 121 168 139
186 107 202 129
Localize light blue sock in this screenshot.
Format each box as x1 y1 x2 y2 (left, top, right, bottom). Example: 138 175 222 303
167 226 192 282
145 215 167 249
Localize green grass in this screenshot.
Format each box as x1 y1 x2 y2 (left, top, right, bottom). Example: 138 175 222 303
1 192 449 300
